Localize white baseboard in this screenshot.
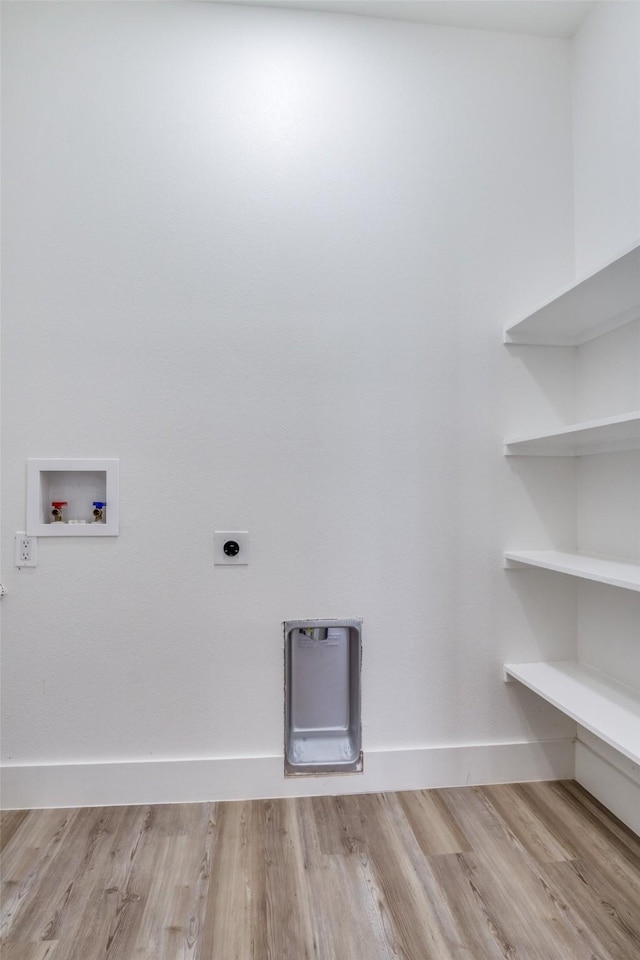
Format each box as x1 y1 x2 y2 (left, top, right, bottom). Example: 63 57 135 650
0 739 573 810
575 731 640 836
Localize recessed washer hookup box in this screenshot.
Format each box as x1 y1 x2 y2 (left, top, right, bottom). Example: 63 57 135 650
284 618 362 777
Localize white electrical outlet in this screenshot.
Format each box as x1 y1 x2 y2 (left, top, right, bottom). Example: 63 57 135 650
15 532 37 568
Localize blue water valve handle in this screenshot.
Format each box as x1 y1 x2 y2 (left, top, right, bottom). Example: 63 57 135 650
93 501 106 509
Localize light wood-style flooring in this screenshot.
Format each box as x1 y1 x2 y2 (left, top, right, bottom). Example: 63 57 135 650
1 780 639 959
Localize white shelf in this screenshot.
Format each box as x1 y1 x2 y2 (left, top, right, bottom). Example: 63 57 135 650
504 410 640 456
504 240 640 345
504 660 640 765
504 550 640 591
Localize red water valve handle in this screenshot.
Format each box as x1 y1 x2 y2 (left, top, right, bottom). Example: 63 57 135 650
51 501 68 509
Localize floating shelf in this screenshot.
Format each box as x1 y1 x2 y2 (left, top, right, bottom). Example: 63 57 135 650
504 660 640 765
504 550 640 591
504 241 640 345
504 410 640 456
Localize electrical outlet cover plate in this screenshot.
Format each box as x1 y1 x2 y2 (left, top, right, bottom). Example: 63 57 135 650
15 532 37 568
214 530 249 565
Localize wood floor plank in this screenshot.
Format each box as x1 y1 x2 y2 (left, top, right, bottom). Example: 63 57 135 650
261 798 319 960
0 943 58 960
561 779 640 858
479 782 579 864
380 793 477 959
128 836 192 957
1 809 77 940
61 805 165 960
192 801 252 960
520 781 640 899
426 852 517 960
358 791 461 960
311 794 366 857
396 789 472 857
131 805 215 958
543 858 640 960
169 804 216 958
5 806 147 949
5 808 119 942
1 809 76 891
435 786 611 959
295 797 394 960
139 801 211 839
0 812 30 853
318 852 397 960
290 798 336 949
1 782 639 959
199 799 268 960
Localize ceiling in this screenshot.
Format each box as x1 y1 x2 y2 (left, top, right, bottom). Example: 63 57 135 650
217 1 598 39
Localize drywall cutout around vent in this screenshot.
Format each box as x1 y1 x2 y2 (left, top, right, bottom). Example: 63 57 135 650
26 459 119 536
284 618 362 777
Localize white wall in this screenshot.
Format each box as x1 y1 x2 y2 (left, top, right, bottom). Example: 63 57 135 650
572 0 640 275
1 1 577 805
572 0 640 685
570 0 640 828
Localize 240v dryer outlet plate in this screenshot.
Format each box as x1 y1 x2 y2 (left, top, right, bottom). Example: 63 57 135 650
214 531 249 565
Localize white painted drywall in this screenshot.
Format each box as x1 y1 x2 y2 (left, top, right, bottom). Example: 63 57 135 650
570 0 640 823
572 1 640 686
576 319 640 422
2 2 577 799
572 0 640 276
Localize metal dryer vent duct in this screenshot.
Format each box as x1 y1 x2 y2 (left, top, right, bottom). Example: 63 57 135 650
284 618 362 777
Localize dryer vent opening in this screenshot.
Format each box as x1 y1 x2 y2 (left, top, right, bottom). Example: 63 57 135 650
284 619 362 777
